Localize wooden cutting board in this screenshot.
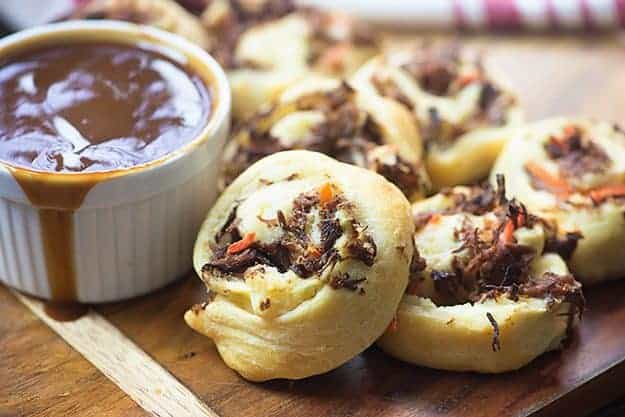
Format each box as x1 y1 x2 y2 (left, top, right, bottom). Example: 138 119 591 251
2 33 625 417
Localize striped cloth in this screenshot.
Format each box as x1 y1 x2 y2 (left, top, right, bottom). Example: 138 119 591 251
0 0 624 31
298 0 625 30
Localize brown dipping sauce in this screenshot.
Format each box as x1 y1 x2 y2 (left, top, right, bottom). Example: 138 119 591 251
0 42 211 172
0 41 212 307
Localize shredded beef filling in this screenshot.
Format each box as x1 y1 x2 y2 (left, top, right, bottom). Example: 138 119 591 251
409 247 427 279
520 272 584 312
224 83 365 184
329 273 366 294
414 176 509 231
371 75 414 111
412 176 584 317
202 0 296 69
204 187 377 293
441 180 501 216
544 231 583 261
370 44 515 148
433 209 536 305
486 312 501 352
544 126 611 179
223 83 424 198
400 43 461 96
367 149 426 198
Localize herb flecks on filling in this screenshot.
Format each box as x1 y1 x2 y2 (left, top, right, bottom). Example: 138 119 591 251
410 176 584 319
223 82 426 197
203 183 377 293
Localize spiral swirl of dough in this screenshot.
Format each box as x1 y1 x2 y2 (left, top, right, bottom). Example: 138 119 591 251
491 117 625 284
351 42 523 189
221 76 431 200
185 150 414 381
378 181 583 373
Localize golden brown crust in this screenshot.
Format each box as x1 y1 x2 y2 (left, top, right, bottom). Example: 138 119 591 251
186 150 414 381
491 117 625 284
351 42 523 189
378 181 583 373
221 77 430 200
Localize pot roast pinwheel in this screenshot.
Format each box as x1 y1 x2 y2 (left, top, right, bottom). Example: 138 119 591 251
491 118 625 284
221 76 431 200
185 150 415 381
377 177 584 373
351 42 523 190
201 0 378 119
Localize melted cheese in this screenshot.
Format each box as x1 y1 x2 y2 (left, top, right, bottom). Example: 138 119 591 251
270 111 326 148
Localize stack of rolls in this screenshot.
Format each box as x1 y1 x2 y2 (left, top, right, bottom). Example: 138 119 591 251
71 0 625 381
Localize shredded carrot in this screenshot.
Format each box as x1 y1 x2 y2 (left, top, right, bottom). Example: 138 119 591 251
318 43 348 72
589 185 625 203
525 162 572 197
227 232 256 254
457 72 479 88
499 220 515 245
308 246 322 257
563 125 578 137
428 213 442 225
319 182 334 205
387 315 399 333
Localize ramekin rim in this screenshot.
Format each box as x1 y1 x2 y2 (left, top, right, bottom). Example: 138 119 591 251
0 20 231 181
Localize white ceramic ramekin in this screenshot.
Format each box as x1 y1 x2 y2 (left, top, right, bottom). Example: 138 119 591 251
0 21 230 302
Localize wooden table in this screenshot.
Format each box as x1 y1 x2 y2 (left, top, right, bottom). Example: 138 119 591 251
2 32 625 417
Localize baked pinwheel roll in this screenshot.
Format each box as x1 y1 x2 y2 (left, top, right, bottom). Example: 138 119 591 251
221 76 430 200
73 0 211 48
201 0 379 118
378 177 584 373
185 150 414 381
491 118 625 284
351 42 523 190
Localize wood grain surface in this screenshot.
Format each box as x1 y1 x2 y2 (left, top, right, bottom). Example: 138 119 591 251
13 292 218 417
2 33 625 417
